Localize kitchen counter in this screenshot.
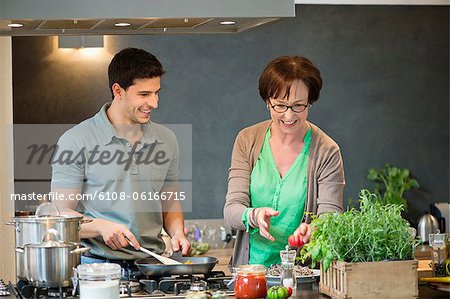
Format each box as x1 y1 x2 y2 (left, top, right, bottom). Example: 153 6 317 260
291 282 449 298
4 247 447 299
206 248 233 275
3 281 448 298
205 249 448 298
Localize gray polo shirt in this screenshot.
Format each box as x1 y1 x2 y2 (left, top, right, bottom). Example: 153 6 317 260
51 103 179 260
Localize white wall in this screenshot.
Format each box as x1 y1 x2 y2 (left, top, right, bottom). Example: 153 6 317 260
0 36 15 281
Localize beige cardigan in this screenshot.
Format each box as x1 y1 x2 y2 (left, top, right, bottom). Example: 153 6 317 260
223 120 345 267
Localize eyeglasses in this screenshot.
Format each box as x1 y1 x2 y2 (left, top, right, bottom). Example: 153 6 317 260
268 101 311 113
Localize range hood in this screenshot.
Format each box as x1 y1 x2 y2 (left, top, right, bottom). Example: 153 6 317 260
0 0 295 36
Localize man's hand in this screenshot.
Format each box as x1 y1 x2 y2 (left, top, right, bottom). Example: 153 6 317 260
292 222 311 244
94 218 140 250
254 207 280 242
170 233 191 256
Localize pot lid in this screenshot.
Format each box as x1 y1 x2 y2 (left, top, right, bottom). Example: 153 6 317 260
35 202 61 217
13 214 83 222
27 228 76 248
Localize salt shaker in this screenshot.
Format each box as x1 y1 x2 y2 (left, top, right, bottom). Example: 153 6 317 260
280 246 296 293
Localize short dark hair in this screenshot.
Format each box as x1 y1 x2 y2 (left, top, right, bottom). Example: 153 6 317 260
259 56 322 105
108 48 165 98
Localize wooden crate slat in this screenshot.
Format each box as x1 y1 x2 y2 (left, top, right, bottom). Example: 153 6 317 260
319 260 418 299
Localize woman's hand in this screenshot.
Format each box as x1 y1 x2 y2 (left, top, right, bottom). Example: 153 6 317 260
254 208 280 242
292 222 311 244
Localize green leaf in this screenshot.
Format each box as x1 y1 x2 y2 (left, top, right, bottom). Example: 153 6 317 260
367 169 378 180
410 179 419 188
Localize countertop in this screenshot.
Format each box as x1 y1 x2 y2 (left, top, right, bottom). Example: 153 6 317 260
205 248 233 275
4 278 448 298
4 247 447 298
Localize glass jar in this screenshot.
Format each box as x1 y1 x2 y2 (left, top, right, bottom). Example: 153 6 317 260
429 232 448 277
234 264 267 299
77 263 121 299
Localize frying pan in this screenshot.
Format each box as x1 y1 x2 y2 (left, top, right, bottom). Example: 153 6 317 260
135 256 218 276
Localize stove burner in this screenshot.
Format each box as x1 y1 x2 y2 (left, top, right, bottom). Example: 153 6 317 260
47 287 70 298
189 281 207 292
119 281 141 296
0 279 10 296
158 277 191 294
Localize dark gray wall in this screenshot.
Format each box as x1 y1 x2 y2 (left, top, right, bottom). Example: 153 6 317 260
13 5 449 222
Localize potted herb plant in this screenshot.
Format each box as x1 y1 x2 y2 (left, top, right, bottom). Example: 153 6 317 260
300 190 420 299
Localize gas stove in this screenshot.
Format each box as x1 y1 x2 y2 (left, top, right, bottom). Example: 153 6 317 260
3 272 234 299
119 271 233 298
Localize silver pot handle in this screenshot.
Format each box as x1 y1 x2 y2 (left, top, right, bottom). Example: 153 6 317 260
3 221 20 232
70 247 90 255
15 247 25 254
80 218 93 224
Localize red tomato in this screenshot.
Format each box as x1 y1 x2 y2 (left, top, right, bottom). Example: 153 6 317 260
287 234 304 247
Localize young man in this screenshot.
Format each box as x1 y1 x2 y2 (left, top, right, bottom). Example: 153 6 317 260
51 48 190 261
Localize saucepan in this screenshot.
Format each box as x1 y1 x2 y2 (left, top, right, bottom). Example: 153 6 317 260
15 228 89 287
4 202 91 280
135 255 218 276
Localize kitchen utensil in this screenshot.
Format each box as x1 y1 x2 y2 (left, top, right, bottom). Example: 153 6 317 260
139 245 182 265
134 256 218 276
4 202 91 280
126 238 181 265
417 211 440 243
15 228 89 287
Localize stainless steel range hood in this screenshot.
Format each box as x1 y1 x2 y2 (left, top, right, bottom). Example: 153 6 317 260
0 0 295 36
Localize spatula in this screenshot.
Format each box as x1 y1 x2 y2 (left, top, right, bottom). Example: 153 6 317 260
127 239 182 265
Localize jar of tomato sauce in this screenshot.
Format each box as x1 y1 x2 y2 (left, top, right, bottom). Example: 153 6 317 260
234 264 268 299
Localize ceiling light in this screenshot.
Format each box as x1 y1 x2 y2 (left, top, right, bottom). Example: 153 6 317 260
220 21 236 25
7 23 24 28
58 35 104 48
115 22 131 27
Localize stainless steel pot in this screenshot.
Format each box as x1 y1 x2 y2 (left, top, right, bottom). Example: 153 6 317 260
4 214 91 279
15 229 89 287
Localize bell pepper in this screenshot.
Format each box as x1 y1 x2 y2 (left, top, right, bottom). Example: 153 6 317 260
267 286 291 299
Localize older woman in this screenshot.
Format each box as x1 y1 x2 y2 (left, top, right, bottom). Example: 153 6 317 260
224 56 345 267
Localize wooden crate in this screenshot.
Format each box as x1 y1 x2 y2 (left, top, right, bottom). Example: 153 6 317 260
319 259 418 299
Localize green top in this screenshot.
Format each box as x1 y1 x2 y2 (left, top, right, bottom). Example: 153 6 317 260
243 127 311 267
